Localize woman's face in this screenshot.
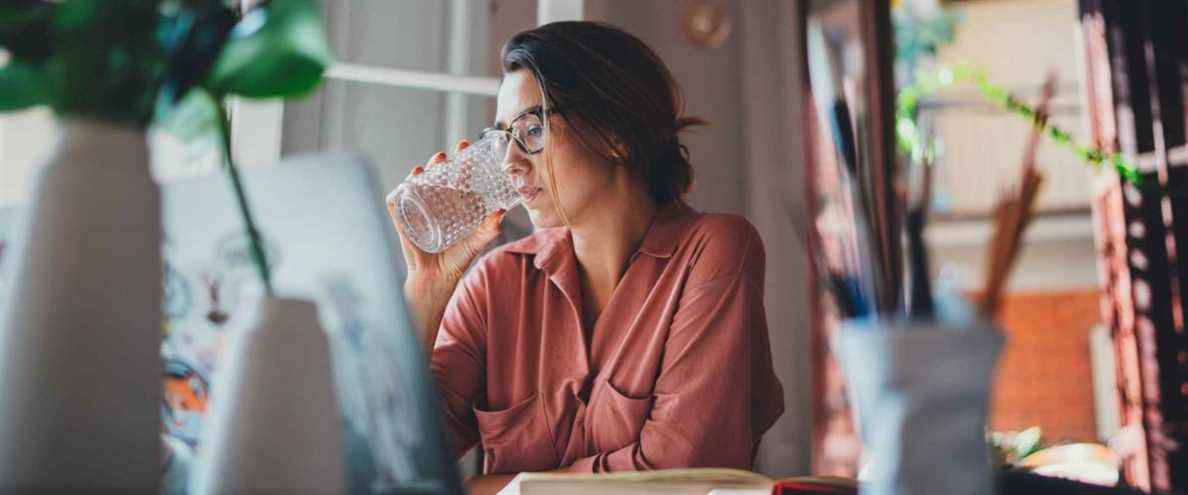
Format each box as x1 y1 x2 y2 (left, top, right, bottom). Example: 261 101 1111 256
495 69 618 229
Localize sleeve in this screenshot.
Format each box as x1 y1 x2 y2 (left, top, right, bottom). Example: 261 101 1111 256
429 263 491 458
560 220 785 472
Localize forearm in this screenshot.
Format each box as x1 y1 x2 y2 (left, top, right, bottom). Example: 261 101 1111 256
555 442 659 473
404 274 462 356
558 431 751 474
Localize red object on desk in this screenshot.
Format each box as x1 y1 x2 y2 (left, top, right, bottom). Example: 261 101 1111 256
772 480 857 495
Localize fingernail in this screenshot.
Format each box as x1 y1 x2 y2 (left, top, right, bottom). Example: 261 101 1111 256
414 166 424 173
434 152 446 159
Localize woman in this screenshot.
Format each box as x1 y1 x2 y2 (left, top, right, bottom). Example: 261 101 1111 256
389 21 784 485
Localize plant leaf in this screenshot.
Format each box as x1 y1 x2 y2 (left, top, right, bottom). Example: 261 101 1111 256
0 0 55 25
0 0 55 62
0 62 47 111
206 0 330 99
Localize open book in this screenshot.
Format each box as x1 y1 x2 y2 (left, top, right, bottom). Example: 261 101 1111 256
496 468 856 495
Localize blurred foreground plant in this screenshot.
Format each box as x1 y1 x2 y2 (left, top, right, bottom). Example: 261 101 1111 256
0 0 331 295
156 0 331 296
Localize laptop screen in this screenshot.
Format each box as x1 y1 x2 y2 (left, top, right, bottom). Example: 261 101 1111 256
156 153 462 494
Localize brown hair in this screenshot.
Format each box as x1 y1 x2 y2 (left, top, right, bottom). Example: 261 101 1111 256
501 21 705 211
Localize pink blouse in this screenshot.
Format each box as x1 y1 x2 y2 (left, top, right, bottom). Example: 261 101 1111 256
431 203 785 474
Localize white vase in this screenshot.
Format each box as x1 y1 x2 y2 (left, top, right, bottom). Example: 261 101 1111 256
0 118 162 492
192 297 345 495
834 317 1004 495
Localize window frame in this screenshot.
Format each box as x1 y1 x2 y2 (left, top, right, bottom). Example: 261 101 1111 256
229 0 587 165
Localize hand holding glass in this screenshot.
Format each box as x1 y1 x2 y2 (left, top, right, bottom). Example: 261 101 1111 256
388 109 550 253
387 132 520 253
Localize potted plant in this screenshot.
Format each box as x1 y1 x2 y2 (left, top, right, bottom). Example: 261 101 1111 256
0 1 170 491
153 2 342 493
156 0 332 297
0 0 330 491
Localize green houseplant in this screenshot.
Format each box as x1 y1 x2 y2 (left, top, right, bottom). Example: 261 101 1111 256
0 0 164 121
153 2 338 493
0 0 332 302
156 0 331 295
0 1 171 491
0 1 329 491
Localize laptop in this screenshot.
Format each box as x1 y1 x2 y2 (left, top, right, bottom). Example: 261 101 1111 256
0 153 462 494
158 152 464 494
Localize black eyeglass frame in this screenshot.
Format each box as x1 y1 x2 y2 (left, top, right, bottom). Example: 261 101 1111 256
480 106 567 155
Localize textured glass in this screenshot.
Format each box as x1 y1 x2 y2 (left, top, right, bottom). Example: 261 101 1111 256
388 133 521 253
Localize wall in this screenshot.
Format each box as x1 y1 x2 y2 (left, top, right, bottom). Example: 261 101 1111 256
587 1 746 215
992 289 1102 443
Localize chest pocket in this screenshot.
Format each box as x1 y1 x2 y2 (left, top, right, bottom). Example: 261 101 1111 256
473 393 558 474
586 378 655 453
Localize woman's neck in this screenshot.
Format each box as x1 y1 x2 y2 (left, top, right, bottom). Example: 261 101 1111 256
569 186 659 287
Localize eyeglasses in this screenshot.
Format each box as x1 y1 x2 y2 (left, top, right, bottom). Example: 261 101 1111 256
481 106 561 155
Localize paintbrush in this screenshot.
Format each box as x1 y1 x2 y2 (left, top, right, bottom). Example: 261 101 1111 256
978 72 1057 317
906 149 935 319
785 197 871 318
807 21 880 316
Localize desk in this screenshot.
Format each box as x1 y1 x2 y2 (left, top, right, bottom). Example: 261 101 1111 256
464 469 1151 495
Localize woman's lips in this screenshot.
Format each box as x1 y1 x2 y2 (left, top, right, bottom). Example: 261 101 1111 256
518 186 543 204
